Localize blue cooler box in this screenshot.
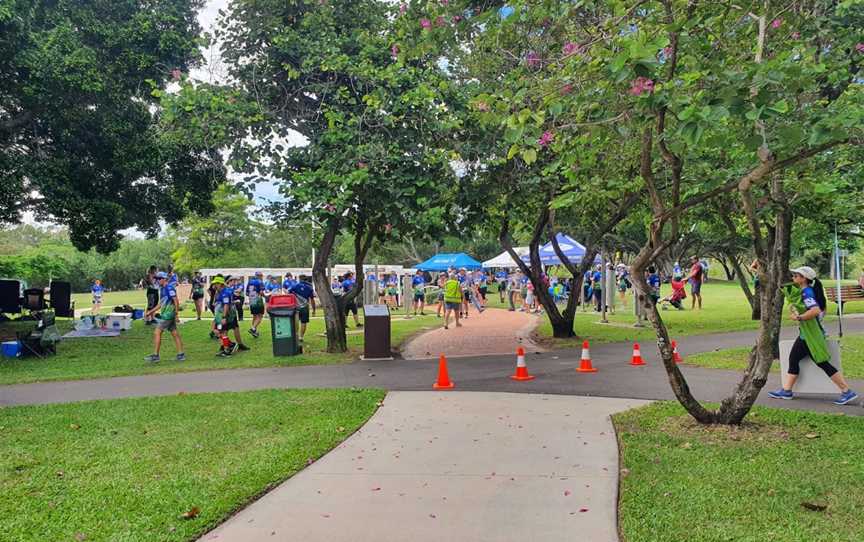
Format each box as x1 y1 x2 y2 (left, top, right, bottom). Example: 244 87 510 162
2 340 21 358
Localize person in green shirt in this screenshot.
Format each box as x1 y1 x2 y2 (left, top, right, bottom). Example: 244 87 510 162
768 266 858 405
443 272 463 330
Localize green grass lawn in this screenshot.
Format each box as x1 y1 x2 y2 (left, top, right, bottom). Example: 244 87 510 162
0 312 439 385
614 402 864 542
686 333 864 380
536 280 860 346
0 388 384 542
72 289 148 311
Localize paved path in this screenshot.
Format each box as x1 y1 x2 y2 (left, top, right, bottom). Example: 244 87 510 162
198 392 646 542
2 321 862 415
400 308 542 359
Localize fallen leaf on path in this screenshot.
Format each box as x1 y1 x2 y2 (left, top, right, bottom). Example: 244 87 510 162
805 433 820 439
181 507 200 520
70 424 80 430
336 427 345 432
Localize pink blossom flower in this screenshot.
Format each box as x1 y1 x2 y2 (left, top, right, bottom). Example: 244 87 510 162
791 32 800 39
538 131 555 147
476 101 490 112
399 3 407 15
390 45 399 59
525 51 541 67
435 16 446 27
629 77 654 96
385 224 393 234
440 0 449 5
420 18 431 29
452 15 462 23
562 42 580 56
856 43 864 54
560 83 573 95
771 18 782 29
171 68 182 81
325 204 336 213
357 161 367 169
663 46 673 57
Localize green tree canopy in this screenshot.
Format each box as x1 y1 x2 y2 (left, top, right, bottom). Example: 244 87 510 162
0 0 224 253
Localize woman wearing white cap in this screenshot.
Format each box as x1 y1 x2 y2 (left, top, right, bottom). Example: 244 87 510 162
768 266 858 405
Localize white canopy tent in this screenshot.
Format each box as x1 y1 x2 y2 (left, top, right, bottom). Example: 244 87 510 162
482 247 529 268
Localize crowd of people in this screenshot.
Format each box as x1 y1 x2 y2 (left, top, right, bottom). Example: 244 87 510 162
122 256 710 361
138 268 319 362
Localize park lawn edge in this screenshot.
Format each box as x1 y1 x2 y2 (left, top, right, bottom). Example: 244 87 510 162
193 389 386 541
611 401 864 542
0 388 387 542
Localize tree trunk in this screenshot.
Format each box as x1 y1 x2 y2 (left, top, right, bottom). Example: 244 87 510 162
714 176 792 423
725 249 757 315
312 220 348 353
500 208 575 338
717 255 735 281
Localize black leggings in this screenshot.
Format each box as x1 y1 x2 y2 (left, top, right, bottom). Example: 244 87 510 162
788 336 837 377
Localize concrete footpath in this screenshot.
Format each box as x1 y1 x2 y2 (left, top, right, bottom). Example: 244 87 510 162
199 392 647 542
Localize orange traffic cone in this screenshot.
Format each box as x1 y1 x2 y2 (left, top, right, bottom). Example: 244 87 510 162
577 340 598 373
672 340 683 363
510 346 535 381
630 343 646 366
433 354 455 389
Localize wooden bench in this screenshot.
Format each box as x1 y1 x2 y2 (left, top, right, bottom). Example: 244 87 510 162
826 284 864 310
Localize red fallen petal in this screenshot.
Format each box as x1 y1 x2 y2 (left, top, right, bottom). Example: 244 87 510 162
429 514 437 519
564 490 572 497
579 508 589 513
321 514 331 518
371 487 381 491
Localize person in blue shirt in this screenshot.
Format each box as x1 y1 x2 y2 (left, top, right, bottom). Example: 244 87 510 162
263 275 280 302
288 275 317 341
91 279 104 315
144 272 185 363
495 270 508 303
476 270 488 305
412 269 426 316
591 265 603 311
647 266 661 304
341 272 363 328
214 276 249 357
247 271 266 338
282 273 298 292
768 266 858 405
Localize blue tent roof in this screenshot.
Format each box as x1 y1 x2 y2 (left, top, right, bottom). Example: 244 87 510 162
521 233 596 266
416 252 482 271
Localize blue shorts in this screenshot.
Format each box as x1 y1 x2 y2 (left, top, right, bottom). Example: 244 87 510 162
690 280 702 295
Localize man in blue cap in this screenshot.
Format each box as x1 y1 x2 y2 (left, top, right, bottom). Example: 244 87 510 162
247 271 266 338
144 272 185 363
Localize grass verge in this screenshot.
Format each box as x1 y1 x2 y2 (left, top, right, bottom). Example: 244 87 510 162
0 314 438 385
685 333 864 380
536 281 859 347
614 402 864 542
0 388 384 542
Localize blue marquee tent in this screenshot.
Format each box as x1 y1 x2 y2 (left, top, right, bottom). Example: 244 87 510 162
416 252 483 272
521 233 597 266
